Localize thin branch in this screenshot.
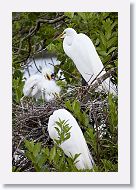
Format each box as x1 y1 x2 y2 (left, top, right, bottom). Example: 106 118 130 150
17 15 66 54
89 68 116 91
89 51 118 85
32 57 42 73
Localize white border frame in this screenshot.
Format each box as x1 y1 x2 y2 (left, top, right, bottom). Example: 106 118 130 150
0 0 130 184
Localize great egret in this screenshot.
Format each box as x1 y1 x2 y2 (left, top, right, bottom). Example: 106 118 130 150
48 109 94 170
23 67 61 102
60 28 117 95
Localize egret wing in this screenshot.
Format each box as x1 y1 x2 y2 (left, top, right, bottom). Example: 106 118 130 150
66 33 104 83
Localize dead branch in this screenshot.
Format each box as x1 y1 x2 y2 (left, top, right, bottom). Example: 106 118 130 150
89 68 116 91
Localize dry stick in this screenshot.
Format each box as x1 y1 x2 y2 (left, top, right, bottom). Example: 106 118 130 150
60 68 115 101
13 124 45 156
80 68 116 103
18 22 65 69
89 51 117 86
85 51 118 95
51 57 55 66
89 68 116 91
26 38 32 77
92 103 100 164
32 57 42 73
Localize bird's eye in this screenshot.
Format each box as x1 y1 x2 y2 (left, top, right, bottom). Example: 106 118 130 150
51 73 55 79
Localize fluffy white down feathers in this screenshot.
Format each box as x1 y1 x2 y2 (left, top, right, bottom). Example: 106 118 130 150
62 28 117 95
23 67 61 102
48 109 94 170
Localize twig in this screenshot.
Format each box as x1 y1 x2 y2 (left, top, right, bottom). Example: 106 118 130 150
89 68 116 91
89 51 118 85
92 103 100 164
32 57 42 73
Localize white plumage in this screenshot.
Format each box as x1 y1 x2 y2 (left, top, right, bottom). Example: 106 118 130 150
23 74 42 99
23 67 61 102
61 28 117 95
39 79 61 102
48 109 94 170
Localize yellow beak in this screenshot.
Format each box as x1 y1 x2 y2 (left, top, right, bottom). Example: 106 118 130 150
45 74 52 80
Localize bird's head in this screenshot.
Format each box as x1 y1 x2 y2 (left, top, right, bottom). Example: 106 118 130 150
42 67 55 81
59 28 77 39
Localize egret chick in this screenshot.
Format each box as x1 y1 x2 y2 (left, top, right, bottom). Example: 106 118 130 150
40 78 61 102
39 67 61 102
23 67 61 102
48 109 94 170
60 28 117 95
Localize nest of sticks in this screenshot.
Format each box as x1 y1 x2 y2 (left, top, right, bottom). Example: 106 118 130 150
12 69 117 172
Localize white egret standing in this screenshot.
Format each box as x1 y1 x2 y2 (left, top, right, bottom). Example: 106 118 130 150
48 109 94 170
60 28 117 95
23 67 61 102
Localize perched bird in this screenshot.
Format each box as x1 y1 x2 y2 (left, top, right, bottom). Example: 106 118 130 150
23 67 61 102
60 28 117 95
48 109 94 170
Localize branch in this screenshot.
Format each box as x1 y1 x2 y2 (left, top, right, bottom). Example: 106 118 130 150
89 51 118 85
32 57 42 73
17 15 66 54
89 68 116 91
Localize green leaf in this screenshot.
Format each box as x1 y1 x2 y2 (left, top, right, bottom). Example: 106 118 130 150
98 50 107 56
47 43 56 52
81 112 89 127
25 151 35 163
107 37 117 48
101 159 118 172
54 126 60 134
55 119 71 145
73 153 81 162
108 94 118 131
107 47 117 55
64 12 74 19
72 100 81 114
65 100 73 111
24 140 34 152
95 38 100 46
77 12 87 22
49 146 56 162
33 142 41 157
99 32 107 49
37 154 47 168
65 133 71 141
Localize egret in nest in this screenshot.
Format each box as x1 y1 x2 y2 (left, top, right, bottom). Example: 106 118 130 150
48 109 94 170
59 28 117 95
23 67 61 102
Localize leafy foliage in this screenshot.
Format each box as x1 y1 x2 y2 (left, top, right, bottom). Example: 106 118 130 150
54 119 72 145
65 100 90 128
24 129 80 172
